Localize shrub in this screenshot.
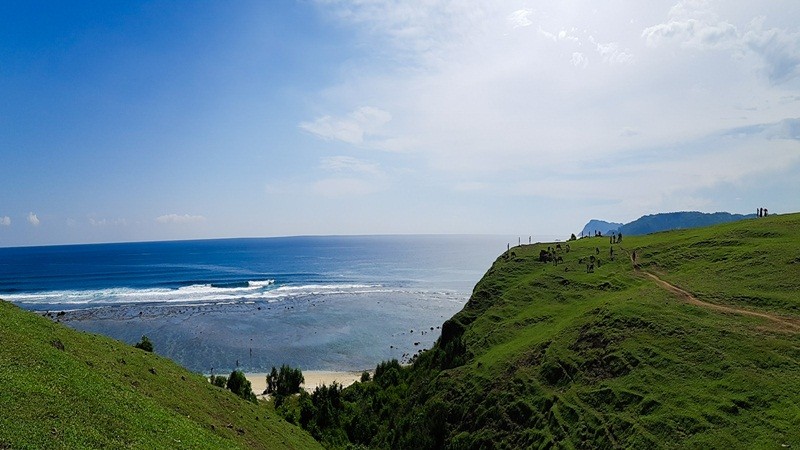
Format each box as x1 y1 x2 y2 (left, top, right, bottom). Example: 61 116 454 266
134 335 153 352
266 365 304 398
227 370 257 403
210 375 227 388
266 366 278 395
360 371 371 382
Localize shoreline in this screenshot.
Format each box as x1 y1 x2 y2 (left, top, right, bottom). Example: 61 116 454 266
245 370 369 396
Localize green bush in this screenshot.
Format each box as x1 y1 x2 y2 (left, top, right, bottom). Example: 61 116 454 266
133 335 153 352
226 370 257 403
209 375 227 388
374 359 402 388
266 365 304 400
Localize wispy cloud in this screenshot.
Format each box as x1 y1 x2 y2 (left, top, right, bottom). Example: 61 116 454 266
314 154 387 197
307 1 799 183
319 156 381 175
508 9 533 29
0 216 10 226
300 106 392 146
89 217 127 227
27 212 40 227
643 0 800 84
155 214 206 224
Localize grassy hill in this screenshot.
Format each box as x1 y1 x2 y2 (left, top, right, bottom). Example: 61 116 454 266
0 301 322 449
296 213 800 448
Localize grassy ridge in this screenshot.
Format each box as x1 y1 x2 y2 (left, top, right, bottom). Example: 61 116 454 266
626 214 800 315
299 213 800 448
0 301 322 449
429 213 800 447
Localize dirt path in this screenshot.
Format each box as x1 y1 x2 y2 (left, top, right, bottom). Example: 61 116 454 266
626 250 800 333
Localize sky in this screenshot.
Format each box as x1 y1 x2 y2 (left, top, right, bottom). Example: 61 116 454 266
1 0 799 247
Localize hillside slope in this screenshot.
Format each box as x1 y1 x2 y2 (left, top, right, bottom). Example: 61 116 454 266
0 301 322 449
299 213 800 448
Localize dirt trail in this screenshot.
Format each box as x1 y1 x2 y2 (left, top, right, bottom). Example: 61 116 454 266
626 250 800 333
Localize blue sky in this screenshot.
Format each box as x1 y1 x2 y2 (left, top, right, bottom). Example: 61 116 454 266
1 1 799 246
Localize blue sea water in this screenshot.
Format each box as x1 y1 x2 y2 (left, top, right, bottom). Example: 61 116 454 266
0 235 513 372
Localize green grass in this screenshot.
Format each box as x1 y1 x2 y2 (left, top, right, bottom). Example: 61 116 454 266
0 301 322 449
301 213 800 448
5 214 800 449
624 214 800 315
444 213 800 448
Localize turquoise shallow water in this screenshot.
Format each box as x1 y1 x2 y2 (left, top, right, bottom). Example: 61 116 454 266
0 235 514 372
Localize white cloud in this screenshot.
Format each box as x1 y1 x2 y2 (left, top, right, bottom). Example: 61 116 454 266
305 1 800 225
571 52 588 68
27 212 40 227
0 216 10 226
311 155 387 198
155 214 206 224
89 217 127 227
508 9 533 29
502 118 800 210
538 27 558 42
743 19 800 84
591 38 634 64
300 106 392 145
314 1 496 64
643 19 738 49
643 1 800 83
320 156 381 175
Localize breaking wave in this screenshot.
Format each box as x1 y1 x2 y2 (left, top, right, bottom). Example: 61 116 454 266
2 280 396 308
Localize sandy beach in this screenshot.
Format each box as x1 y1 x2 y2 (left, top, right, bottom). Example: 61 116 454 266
246 370 368 396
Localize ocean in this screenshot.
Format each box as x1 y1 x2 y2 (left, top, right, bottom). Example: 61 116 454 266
0 235 514 373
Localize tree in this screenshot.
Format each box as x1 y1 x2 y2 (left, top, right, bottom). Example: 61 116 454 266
210 374 227 388
134 335 153 352
360 371 371 382
266 366 279 395
266 365 304 398
227 370 257 403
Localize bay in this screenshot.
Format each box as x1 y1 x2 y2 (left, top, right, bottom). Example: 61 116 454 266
0 235 520 372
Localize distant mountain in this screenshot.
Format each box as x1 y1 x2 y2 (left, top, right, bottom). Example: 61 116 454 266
580 219 624 237
584 211 757 236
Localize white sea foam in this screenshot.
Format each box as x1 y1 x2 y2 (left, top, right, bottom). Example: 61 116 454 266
3 281 394 307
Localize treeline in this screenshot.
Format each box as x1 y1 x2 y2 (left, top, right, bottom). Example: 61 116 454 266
278 355 457 448
208 365 304 405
